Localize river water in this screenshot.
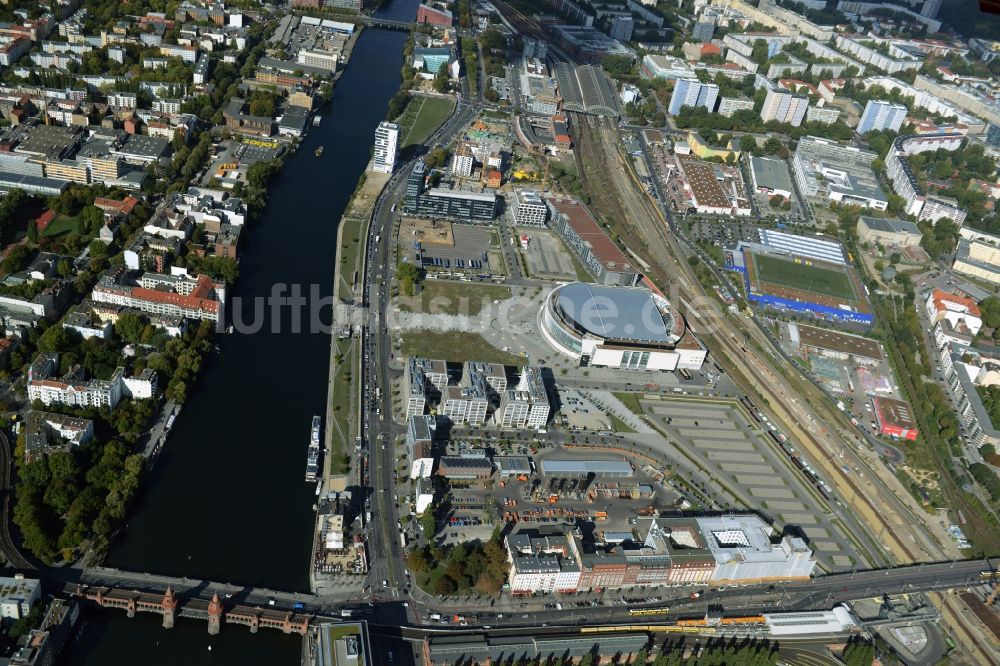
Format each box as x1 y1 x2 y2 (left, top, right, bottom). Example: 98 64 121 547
60 1 416 661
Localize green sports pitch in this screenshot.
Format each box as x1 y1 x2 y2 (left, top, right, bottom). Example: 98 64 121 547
751 253 857 301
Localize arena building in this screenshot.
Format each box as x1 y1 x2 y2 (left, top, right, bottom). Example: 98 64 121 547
539 282 706 371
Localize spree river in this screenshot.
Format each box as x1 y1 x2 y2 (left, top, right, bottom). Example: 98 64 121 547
60 1 417 662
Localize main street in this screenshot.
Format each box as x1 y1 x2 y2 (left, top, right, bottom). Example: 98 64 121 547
359 98 480 612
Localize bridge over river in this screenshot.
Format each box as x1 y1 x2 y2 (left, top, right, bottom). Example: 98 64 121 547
66 559 998 636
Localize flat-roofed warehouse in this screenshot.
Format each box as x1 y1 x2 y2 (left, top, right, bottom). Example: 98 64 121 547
553 63 620 118
540 458 633 477
793 323 884 361
749 156 794 199
857 216 922 247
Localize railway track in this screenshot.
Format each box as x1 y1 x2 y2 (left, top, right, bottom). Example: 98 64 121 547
0 431 33 570
570 114 1000 663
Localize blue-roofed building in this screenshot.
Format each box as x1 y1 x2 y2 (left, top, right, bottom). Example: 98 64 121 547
413 47 454 75
539 282 707 371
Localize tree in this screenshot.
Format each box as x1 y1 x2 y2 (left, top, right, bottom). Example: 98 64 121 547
432 574 457 595
2 244 31 274
115 312 146 344
406 548 430 572
26 221 38 245
397 261 423 296
248 91 275 118
432 65 450 93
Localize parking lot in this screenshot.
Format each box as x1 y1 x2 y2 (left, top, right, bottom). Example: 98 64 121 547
636 396 860 571
516 228 578 281
397 218 504 277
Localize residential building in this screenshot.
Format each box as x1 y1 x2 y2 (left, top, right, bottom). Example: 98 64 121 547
806 106 839 124
885 134 964 217
926 289 983 339
450 142 474 178
23 411 94 462
609 16 634 42
718 96 753 117
942 342 1000 448
919 196 967 226
0 575 40 619
858 99 907 134
372 121 398 174
9 598 79 666
760 89 807 126
92 270 223 322
954 228 1000 288
512 189 548 226
27 353 157 409
668 78 718 115
496 366 549 429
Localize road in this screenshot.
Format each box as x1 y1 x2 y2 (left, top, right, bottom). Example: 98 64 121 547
358 98 480 612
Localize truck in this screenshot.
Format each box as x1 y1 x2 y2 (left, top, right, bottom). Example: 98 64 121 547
340 609 353 618
400 532 407 548
429 613 442 621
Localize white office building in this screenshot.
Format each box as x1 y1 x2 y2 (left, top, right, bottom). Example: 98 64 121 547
512 189 548 227
372 121 399 174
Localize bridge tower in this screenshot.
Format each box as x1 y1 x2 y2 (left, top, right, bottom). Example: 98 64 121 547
207 593 223 635
161 586 178 629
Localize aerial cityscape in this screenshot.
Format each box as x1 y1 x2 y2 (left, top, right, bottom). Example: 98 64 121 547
0 0 999 664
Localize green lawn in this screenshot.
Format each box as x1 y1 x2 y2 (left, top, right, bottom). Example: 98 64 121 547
398 281 510 316
753 253 856 300
402 96 455 148
612 392 644 415
609 413 635 433
41 214 81 237
401 330 525 366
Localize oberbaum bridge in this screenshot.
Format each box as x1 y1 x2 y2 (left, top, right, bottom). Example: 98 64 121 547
72 584 311 635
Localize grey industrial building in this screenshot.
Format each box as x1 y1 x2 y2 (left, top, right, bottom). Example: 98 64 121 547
404 160 498 221
425 634 648 665
749 156 794 199
540 458 633 477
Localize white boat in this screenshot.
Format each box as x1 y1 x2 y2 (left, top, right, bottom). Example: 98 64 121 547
305 415 322 482
313 115 322 126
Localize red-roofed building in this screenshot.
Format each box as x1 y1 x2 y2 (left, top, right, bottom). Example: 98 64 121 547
416 3 453 26
873 397 918 441
92 270 222 322
925 289 982 337
483 169 502 188
35 209 56 233
94 196 139 219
